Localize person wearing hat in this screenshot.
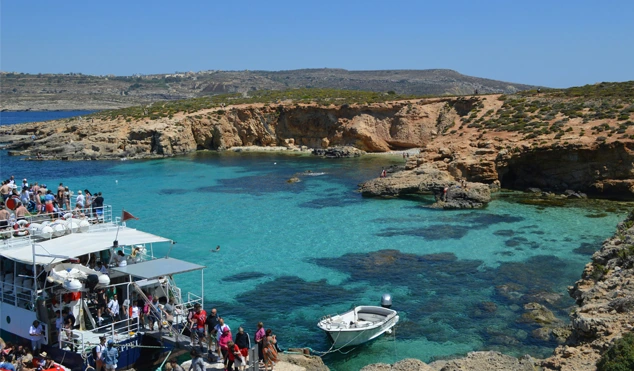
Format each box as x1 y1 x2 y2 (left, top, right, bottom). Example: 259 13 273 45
218 326 232 367
38 351 56 370
168 358 183 371
28 320 44 352
22 179 28 189
76 190 85 208
95 336 107 371
102 339 118 371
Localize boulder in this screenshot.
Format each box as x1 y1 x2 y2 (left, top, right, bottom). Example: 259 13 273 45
429 351 538 371
312 146 366 158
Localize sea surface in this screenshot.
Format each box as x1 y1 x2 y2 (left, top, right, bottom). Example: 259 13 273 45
0 110 95 125
0 112 631 370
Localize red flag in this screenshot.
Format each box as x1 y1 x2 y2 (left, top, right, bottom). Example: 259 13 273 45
122 210 139 222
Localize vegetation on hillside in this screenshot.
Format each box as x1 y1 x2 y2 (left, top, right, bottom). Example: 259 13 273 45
88 88 426 121
459 81 634 141
597 332 634 371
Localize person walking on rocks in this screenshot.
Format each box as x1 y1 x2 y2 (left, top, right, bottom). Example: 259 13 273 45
255 322 265 365
189 350 205 371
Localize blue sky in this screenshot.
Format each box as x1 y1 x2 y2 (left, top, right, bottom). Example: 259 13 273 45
1 0 633 88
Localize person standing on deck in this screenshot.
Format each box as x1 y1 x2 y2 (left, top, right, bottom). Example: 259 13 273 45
107 294 120 320
93 192 104 219
28 320 43 352
76 190 85 209
0 203 10 230
14 201 28 221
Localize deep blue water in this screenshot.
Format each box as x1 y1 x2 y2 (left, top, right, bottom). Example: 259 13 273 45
0 113 630 370
0 110 95 125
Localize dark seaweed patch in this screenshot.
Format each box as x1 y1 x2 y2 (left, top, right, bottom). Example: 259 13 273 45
573 242 598 255
197 173 306 195
377 225 469 240
158 188 189 195
235 276 358 312
505 237 528 247
298 196 362 209
222 272 269 282
494 230 515 237
585 213 608 218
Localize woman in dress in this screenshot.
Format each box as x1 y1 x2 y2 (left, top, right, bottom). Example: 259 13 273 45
262 329 278 371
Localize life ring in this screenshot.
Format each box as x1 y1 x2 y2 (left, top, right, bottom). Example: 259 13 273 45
13 220 30 237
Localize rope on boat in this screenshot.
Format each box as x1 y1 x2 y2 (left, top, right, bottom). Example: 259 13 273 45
156 349 173 371
308 327 369 356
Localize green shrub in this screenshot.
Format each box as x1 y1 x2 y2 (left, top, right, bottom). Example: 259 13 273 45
597 332 634 371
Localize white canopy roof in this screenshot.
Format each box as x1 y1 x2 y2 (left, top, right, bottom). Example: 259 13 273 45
0 227 171 265
112 257 205 279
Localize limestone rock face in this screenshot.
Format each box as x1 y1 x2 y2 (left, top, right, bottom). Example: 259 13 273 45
359 163 491 208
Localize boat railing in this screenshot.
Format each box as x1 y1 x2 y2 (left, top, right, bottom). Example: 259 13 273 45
0 279 36 310
0 205 116 251
59 316 141 353
184 292 203 308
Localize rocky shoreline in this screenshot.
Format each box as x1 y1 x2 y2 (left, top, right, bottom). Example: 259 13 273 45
358 210 634 371
3 90 634 199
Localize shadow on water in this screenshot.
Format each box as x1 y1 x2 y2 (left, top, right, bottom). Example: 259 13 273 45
307 250 579 360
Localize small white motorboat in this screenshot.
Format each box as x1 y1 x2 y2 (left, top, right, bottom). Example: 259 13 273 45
317 306 399 347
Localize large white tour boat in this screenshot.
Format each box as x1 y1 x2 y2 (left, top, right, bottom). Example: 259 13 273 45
0 204 205 371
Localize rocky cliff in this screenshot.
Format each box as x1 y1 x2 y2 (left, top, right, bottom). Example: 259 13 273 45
2 81 634 200
0 98 471 160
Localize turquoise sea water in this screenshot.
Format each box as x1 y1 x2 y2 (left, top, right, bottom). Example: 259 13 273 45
0 113 631 370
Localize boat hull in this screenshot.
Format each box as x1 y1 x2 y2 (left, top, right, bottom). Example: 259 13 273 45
317 306 399 347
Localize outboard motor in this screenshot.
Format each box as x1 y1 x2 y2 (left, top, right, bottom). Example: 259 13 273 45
381 293 393 309
86 274 99 291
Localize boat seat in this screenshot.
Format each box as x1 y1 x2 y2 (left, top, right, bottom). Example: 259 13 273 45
22 279 33 292
3 275 14 292
14 276 24 293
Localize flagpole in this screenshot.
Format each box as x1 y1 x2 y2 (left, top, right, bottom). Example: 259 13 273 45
114 209 122 248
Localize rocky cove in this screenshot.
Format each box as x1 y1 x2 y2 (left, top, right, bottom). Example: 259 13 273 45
2 87 634 369
3 91 634 202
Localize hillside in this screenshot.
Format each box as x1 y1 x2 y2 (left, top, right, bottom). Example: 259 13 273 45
0 68 534 111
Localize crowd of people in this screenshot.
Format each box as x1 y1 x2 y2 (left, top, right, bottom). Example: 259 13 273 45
0 174 106 234
182 304 280 371
0 338 62 371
